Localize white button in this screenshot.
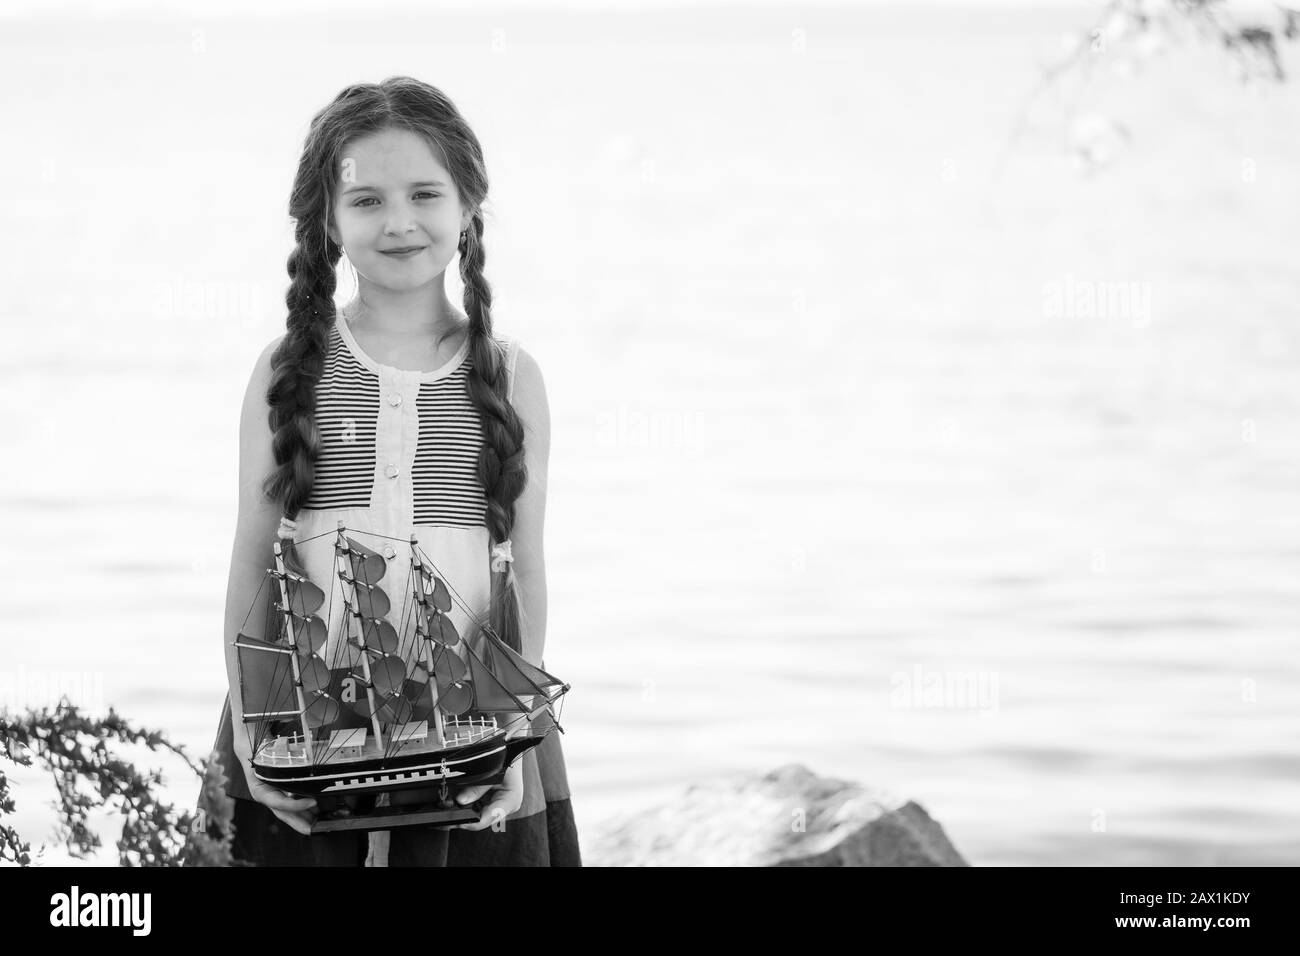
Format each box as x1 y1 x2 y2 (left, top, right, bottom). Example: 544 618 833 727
385 464 399 479
382 545 397 559
388 392 402 406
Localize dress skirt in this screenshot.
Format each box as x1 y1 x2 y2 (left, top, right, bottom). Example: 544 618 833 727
207 696 581 867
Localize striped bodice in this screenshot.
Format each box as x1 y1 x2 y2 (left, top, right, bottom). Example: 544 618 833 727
300 321 491 528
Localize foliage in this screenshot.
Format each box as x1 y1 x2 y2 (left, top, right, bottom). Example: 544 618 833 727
0 698 237 867
998 0 1300 176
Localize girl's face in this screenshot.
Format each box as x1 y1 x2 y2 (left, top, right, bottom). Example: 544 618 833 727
328 127 471 291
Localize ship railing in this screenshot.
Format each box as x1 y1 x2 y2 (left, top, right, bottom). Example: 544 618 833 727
443 715 499 745
260 733 311 765
259 751 311 766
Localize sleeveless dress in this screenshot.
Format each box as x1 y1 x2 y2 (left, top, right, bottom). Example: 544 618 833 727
206 315 581 867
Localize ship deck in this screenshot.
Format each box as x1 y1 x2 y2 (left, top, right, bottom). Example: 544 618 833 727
256 721 501 767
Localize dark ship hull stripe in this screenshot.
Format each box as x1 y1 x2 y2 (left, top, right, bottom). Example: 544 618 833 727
251 736 545 797
257 742 506 784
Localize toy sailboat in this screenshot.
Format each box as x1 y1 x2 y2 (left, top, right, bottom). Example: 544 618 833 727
233 521 569 833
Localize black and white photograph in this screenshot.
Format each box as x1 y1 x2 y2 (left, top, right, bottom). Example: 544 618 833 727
0 0 1296 923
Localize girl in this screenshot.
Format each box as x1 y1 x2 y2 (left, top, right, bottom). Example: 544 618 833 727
207 76 580 866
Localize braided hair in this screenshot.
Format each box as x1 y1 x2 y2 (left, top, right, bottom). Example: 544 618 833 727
261 77 529 654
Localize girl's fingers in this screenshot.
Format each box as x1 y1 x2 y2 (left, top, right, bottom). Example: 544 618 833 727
273 808 314 836
454 785 489 806
248 779 318 835
267 792 317 812
455 792 519 831
254 783 315 810
454 795 495 831
455 812 491 832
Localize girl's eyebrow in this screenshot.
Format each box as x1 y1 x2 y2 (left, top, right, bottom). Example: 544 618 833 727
342 180 447 195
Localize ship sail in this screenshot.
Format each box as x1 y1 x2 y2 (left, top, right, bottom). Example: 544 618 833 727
280 539 325 618
343 534 386 584
462 640 546 714
233 633 298 722
479 631 567 697
336 532 404 749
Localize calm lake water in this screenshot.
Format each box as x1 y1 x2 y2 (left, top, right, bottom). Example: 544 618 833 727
2 2 1298 865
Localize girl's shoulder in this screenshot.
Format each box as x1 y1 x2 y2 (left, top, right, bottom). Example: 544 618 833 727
504 337 523 400
488 334 524 403
500 340 548 435
243 334 286 402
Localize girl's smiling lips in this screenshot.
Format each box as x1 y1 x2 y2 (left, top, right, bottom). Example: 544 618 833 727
380 245 426 254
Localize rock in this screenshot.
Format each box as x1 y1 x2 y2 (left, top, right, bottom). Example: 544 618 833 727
586 764 969 866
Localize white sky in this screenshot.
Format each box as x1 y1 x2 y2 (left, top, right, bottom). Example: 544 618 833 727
0 0 1192 20
4 0 1286 20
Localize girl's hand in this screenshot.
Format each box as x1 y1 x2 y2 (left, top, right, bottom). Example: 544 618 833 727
452 760 524 831
243 758 318 836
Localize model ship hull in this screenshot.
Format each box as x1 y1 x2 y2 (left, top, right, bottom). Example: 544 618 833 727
251 732 546 798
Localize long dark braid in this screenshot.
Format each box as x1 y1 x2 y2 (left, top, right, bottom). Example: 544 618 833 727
261 89 350 519
459 212 529 656
261 227 336 518
262 77 531 659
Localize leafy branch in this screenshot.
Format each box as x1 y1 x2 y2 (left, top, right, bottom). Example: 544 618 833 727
995 0 1300 178
0 698 237 867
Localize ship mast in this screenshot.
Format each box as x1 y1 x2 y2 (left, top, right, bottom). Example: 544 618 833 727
271 541 316 761
335 523 386 750
411 536 446 747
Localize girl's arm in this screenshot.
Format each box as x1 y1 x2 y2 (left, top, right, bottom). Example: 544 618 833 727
222 335 286 769
221 334 318 834
508 347 551 668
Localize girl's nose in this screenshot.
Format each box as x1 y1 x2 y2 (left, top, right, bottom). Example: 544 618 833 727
384 207 418 236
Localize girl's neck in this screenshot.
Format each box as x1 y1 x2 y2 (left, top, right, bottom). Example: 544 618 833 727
342 288 466 338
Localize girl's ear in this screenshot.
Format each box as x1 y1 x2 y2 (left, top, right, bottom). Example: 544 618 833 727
327 204 342 247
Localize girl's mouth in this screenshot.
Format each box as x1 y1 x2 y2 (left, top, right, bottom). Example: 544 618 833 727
381 246 426 258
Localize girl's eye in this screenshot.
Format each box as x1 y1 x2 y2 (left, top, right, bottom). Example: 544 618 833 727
353 192 439 208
